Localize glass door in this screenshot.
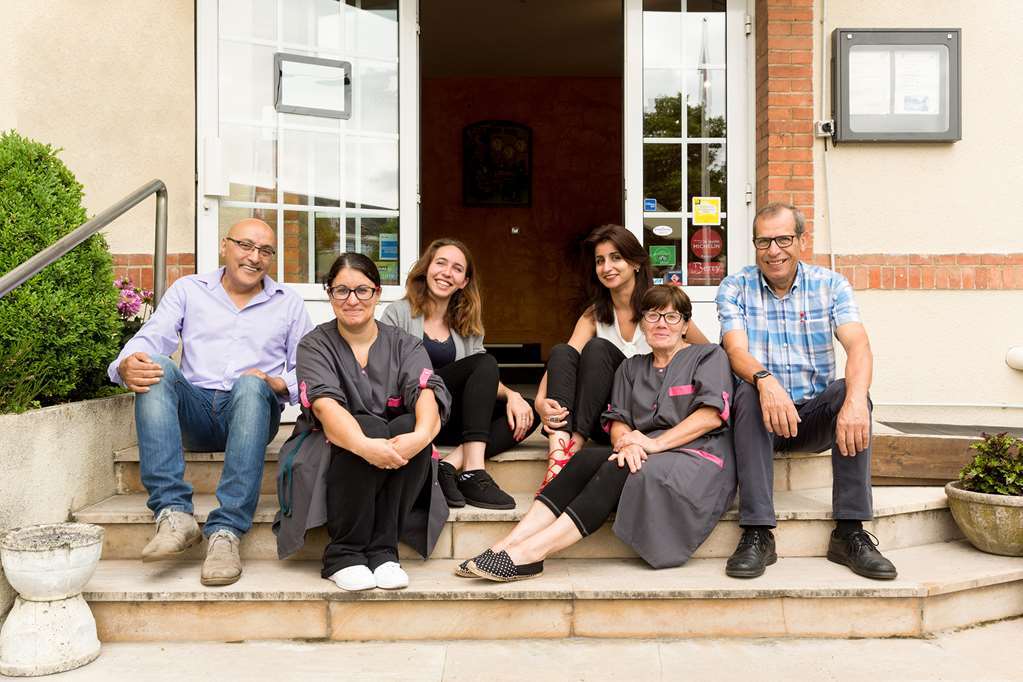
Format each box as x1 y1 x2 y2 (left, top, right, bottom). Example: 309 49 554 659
624 0 750 303
197 0 418 305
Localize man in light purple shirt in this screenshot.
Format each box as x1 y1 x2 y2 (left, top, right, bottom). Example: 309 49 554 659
109 218 312 586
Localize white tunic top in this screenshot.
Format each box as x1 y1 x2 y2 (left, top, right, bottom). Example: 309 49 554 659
595 313 651 358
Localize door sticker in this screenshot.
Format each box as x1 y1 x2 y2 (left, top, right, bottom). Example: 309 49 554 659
692 197 722 226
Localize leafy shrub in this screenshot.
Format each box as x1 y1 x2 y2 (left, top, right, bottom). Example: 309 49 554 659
958 432 1023 496
0 130 121 413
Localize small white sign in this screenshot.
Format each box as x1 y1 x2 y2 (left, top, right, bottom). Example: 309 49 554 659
652 224 673 237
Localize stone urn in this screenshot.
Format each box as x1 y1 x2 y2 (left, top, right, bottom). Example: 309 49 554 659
945 482 1023 556
0 523 104 677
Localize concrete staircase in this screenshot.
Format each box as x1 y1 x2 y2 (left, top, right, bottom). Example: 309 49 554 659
74 431 1023 641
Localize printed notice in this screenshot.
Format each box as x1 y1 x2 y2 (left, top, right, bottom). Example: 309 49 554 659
649 245 676 268
848 49 891 115
894 49 940 115
691 197 721 226
379 233 398 261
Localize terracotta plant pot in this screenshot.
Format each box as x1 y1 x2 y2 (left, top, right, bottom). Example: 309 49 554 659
945 481 1023 556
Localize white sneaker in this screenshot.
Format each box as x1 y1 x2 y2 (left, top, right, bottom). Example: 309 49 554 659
373 561 409 590
327 565 375 591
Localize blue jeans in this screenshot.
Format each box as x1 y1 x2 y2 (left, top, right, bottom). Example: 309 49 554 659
135 355 281 537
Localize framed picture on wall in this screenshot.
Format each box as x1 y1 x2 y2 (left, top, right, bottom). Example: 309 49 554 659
462 120 532 207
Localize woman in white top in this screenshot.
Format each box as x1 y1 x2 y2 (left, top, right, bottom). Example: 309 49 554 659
534 224 709 489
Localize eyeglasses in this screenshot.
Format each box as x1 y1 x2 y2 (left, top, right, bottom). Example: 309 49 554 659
326 285 379 302
642 310 684 325
752 234 798 250
225 237 276 259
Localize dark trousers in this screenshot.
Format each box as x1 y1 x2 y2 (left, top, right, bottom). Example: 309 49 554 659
322 413 432 577
434 353 539 458
536 446 629 536
732 378 873 526
545 338 626 444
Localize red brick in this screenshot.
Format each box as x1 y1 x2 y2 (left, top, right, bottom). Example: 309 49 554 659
961 267 976 289
947 267 962 290
766 22 791 35
909 254 933 265
957 254 982 265
868 266 881 289
1007 254 1023 265
783 177 813 191
789 22 814 35
140 268 154 291
768 65 812 79
935 254 956 265
791 162 814 176
880 267 894 290
886 255 910 265
907 266 922 290
767 148 813 162
854 266 869 290
1003 267 1017 289
1016 266 1023 287
894 267 908 289
981 254 1007 265
934 268 950 289
988 268 1004 289
921 267 936 289
790 51 814 65
767 36 813 50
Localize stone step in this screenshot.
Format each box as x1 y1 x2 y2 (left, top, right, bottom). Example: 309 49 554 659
81 541 1023 641
74 486 959 561
113 432 833 496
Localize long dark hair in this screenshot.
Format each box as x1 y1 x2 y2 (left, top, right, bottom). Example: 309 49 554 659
322 252 381 289
581 224 651 325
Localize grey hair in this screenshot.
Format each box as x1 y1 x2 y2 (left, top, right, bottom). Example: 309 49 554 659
753 203 805 237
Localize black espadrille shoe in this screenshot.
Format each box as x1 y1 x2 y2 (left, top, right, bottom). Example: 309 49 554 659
468 549 543 582
454 549 494 578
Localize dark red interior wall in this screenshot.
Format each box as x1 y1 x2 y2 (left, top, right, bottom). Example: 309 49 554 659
420 76 623 349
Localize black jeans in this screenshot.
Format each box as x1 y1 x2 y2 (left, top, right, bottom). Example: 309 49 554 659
732 378 873 526
322 413 432 577
545 338 626 444
536 445 629 536
435 353 539 458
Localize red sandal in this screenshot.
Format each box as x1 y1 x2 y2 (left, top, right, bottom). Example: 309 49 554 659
537 437 576 493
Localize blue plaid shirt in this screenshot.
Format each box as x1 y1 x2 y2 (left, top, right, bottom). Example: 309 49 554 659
716 263 861 404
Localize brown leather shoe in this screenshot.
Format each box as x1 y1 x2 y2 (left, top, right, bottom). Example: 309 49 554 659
201 529 242 586
140 510 201 562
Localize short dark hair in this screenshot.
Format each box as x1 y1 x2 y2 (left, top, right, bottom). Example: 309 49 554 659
753 203 805 238
322 252 381 290
641 284 692 322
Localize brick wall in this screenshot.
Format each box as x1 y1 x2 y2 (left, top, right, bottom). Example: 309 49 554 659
834 254 1023 291
111 253 195 291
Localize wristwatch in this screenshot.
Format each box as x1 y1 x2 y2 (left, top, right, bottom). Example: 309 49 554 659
752 370 772 388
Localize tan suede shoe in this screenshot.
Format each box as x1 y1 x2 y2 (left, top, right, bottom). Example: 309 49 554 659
201 529 242 586
140 509 201 562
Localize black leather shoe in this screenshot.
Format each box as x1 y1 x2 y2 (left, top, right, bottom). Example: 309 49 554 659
437 461 466 508
827 529 898 580
725 527 777 578
458 470 515 510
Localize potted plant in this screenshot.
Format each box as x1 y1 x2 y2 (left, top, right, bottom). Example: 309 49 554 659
945 432 1023 556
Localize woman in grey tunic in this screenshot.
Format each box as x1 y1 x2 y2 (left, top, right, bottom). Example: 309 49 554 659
279 253 451 592
465 285 735 580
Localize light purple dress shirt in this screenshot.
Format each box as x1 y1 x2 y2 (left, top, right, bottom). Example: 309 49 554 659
108 268 313 405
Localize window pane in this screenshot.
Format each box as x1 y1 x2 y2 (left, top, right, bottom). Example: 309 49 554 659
219 41 276 122
220 0 276 41
354 60 399 135
344 137 399 210
643 143 682 212
687 221 727 286
687 143 726 213
278 128 340 206
684 12 726 67
643 4 682 69
346 216 400 285
686 69 726 137
282 0 342 50
218 205 280 280
346 0 399 61
314 214 342 282
282 211 311 283
644 69 683 138
643 217 684 284
221 124 277 203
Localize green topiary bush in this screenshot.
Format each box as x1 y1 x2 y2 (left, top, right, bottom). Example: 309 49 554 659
0 130 122 413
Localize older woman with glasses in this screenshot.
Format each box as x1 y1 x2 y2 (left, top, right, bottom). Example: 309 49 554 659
274 253 451 592
463 285 736 581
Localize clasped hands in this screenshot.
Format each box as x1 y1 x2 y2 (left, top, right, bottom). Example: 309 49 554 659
609 430 661 473
358 431 431 470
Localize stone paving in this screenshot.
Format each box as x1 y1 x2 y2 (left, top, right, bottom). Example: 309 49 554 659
30 617 1022 681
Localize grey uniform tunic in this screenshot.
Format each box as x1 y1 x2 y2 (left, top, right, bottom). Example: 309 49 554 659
602 344 737 568
273 320 452 560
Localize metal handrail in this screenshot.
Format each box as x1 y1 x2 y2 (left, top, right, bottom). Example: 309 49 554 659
0 179 168 304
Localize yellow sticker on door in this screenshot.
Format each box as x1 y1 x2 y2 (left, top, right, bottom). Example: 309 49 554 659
692 197 722 226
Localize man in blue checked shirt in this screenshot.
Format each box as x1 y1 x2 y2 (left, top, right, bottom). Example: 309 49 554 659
716 203 896 581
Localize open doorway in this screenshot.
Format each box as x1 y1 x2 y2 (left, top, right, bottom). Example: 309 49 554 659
420 0 624 361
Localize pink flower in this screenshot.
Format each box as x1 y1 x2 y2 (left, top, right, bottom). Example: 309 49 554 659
114 276 133 290
117 288 142 318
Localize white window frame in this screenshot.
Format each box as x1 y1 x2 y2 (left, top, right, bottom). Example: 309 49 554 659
196 0 419 304
624 0 752 303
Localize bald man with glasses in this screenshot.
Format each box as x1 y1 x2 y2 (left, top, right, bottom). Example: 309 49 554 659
715 203 896 581
108 219 312 586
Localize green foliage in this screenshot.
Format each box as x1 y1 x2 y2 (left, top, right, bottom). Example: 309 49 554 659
0 130 121 413
957 432 1023 496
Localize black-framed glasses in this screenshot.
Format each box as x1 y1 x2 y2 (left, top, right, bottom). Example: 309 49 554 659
752 234 798 250
326 285 378 302
225 237 276 259
642 310 684 325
